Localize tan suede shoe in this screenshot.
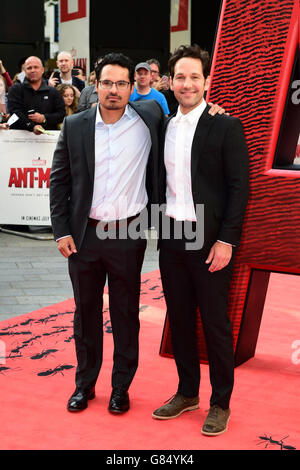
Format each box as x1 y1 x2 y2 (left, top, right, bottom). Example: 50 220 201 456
201 405 231 436
152 393 199 420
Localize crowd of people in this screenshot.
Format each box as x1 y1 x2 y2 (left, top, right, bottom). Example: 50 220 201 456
0 52 178 132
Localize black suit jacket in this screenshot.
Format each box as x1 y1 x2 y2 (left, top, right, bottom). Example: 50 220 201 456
49 100 164 250
158 105 249 248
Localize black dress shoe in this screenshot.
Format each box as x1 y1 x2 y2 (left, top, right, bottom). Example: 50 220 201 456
108 388 130 414
67 386 95 412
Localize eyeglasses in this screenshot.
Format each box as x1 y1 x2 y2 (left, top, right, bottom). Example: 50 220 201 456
150 69 159 74
98 80 131 90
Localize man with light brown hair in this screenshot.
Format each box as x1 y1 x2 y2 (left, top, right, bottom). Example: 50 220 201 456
152 44 249 436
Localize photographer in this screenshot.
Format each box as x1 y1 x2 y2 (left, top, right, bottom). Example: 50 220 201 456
48 51 85 97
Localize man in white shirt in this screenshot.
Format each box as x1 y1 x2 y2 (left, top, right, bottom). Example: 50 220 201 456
152 45 249 436
50 52 164 414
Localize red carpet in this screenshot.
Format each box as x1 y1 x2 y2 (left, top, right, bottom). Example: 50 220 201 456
0 271 299 451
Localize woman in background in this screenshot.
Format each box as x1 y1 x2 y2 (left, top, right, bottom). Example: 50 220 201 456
57 83 78 128
0 75 8 114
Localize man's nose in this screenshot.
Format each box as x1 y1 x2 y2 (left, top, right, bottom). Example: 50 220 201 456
183 77 193 87
110 82 118 91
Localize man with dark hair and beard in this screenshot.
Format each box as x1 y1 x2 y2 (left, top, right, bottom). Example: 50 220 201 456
50 52 164 414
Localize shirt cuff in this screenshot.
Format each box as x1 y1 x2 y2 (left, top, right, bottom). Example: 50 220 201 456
56 235 71 242
217 239 235 247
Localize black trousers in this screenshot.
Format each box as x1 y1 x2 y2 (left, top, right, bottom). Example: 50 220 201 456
159 232 235 410
68 223 147 391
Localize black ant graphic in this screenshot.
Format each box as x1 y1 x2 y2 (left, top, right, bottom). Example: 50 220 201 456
64 335 74 343
30 349 58 360
0 330 32 336
0 366 10 375
20 318 35 326
0 366 21 375
104 320 112 333
35 313 59 324
37 364 74 377
257 434 296 450
153 295 164 300
42 328 68 336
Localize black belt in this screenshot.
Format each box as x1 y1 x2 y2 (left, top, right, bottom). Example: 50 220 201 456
88 214 140 232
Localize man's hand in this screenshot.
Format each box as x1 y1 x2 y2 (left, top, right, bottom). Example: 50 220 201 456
57 236 77 258
48 72 59 87
205 241 232 272
208 102 229 116
28 112 45 123
33 125 44 135
0 60 6 74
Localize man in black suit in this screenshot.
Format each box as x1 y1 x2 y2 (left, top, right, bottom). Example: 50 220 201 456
152 45 249 436
50 52 164 414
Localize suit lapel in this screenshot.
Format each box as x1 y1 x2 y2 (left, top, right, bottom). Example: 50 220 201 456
191 105 214 184
128 101 157 142
82 106 97 182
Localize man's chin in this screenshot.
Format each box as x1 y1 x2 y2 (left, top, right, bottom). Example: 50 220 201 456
103 103 123 110
27 78 41 83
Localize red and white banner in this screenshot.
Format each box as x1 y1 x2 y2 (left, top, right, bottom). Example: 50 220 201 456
59 0 90 75
170 0 191 52
0 131 59 225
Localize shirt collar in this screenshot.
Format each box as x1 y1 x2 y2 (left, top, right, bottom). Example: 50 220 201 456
96 104 132 126
173 99 207 124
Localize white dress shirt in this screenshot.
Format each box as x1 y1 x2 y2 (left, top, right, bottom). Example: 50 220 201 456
164 100 232 247
90 104 151 221
164 99 207 221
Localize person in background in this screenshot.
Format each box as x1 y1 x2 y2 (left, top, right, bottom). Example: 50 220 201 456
0 75 8 114
130 62 169 116
7 56 65 134
13 57 27 83
146 58 161 88
48 51 85 96
88 71 96 85
0 60 13 89
73 66 87 84
76 59 102 112
76 80 98 112
57 83 78 128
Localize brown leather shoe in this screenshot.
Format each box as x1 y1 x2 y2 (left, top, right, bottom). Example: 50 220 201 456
201 405 231 436
152 393 199 420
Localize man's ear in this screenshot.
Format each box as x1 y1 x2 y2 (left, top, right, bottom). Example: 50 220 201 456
169 76 174 91
204 75 211 92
